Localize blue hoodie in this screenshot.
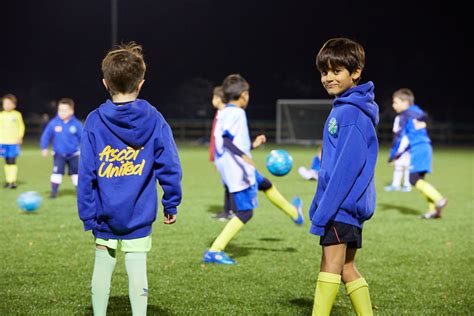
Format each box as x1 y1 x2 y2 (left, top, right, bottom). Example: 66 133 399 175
77 99 182 239
309 82 379 236
40 115 83 155
388 105 429 161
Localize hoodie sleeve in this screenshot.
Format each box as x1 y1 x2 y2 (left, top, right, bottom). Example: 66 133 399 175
40 121 54 150
77 127 98 231
154 122 182 216
310 124 367 235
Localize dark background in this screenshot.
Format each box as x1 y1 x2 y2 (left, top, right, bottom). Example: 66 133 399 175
0 0 471 124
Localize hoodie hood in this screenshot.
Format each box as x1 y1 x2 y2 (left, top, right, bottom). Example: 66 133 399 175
334 81 379 126
98 99 157 147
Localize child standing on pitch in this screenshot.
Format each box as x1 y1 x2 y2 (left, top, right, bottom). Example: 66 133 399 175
77 42 182 315
309 38 378 315
385 110 412 192
209 86 235 221
0 94 25 189
40 98 83 198
391 88 448 219
203 74 303 265
210 86 303 224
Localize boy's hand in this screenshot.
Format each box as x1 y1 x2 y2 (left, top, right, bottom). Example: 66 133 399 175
41 149 49 157
252 134 266 149
413 119 427 130
17 138 23 145
164 214 177 225
242 154 256 167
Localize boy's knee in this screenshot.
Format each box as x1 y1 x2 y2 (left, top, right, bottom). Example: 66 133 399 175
236 210 253 223
96 245 116 258
409 173 420 186
258 178 272 191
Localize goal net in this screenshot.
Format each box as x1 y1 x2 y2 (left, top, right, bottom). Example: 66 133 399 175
276 99 333 145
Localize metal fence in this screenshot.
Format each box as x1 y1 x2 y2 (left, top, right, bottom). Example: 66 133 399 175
24 117 474 145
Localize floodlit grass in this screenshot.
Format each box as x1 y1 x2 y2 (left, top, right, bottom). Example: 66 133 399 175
1 142 473 315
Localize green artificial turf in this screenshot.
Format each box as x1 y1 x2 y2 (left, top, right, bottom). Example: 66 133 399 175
1 142 473 315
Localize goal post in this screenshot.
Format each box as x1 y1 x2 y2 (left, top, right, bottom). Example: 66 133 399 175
276 99 333 145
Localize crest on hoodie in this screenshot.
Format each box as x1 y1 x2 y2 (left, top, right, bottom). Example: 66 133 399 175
328 117 338 135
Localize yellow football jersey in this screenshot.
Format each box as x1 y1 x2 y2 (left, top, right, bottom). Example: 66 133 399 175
0 110 25 144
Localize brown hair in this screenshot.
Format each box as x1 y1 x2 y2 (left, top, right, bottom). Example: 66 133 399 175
58 98 75 109
393 88 415 105
101 42 146 95
316 38 365 83
2 93 17 105
222 74 249 102
213 86 225 100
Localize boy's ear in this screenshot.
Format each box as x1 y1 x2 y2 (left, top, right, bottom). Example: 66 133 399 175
102 79 109 90
351 68 362 82
137 79 145 92
241 91 249 101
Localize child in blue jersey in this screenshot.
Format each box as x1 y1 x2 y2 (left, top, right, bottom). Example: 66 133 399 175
391 88 448 219
203 74 303 265
310 38 378 315
40 98 83 198
77 42 182 315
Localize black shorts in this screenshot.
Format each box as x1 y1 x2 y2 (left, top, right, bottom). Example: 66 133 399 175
319 221 362 249
53 153 79 175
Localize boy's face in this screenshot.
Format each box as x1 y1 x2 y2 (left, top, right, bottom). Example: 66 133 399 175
240 91 250 109
392 97 410 113
2 98 16 111
58 103 74 121
320 66 361 96
212 95 225 110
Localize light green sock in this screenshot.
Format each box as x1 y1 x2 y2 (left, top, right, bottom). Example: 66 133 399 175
125 252 148 316
91 248 116 316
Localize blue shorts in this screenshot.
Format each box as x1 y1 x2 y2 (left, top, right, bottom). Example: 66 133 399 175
0 144 20 158
53 153 79 175
410 143 432 174
255 170 265 185
232 183 258 211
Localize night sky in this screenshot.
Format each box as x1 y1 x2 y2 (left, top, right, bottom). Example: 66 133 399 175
0 0 470 123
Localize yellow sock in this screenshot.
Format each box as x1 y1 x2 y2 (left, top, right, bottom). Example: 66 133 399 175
264 186 298 220
5 165 18 183
209 217 245 252
425 196 436 211
345 278 373 316
415 179 443 204
312 272 341 316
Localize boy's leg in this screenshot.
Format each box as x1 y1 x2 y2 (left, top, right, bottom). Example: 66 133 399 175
391 165 403 188
50 154 65 198
4 157 18 187
92 244 117 316
205 185 257 264
411 173 447 218
122 236 151 316
209 211 250 252
258 174 302 224
342 248 373 316
402 167 411 189
313 244 345 316
68 155 79 187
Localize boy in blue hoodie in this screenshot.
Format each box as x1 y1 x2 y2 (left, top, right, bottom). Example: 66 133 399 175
40 98 83 198
77 43 182 315
310 38 378 316
390 88 448 219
